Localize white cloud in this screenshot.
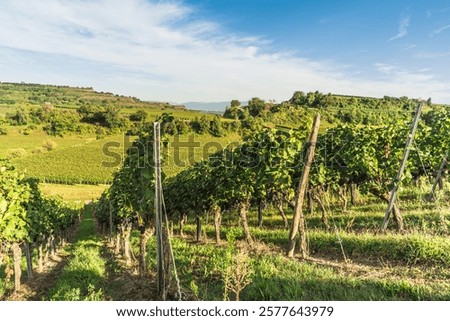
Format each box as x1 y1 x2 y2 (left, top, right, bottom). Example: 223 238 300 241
371 63 450 102
400 44 416 51
415 51 450 59
390 16 410 41
431 24 450 37
0 1 449 104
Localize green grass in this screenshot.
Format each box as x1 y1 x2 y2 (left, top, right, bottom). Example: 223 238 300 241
138 187 450 301
0 126 92 158
181 206 450 267
40 183 108 202
251 208 450 233
47 207 106 301
140 236 450 300
245 255 450 300
13 134 127 184
0 263 8 298
316 231 450 266
12 132 240 184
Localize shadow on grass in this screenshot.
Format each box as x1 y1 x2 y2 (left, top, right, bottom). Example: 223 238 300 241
1 247 72 301
168 241 450 301
153 231 450 301
99 243 161 301
241 273 450 301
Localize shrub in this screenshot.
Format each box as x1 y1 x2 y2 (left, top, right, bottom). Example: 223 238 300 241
6 108 28 125
8 148 27 158
42 139 58 151
20 124 37 135
129 110 148 122
32 147 46 154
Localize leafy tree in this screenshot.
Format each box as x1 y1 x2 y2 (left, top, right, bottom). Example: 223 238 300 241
43 111 80 137
129 110 148 122
289 91 306 105
104 105 124 129
78 105 106 125
224 106 245 119
157 113 177 135
209 115 223 137
230 99 241 108
6 108 28 125
247 97 266 117
176 119 190 134
77 104 93 120
191 116 210 134
28 104 53 124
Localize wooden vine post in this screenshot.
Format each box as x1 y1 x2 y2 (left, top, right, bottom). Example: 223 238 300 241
381 103 423 232
109 201 113 244
154 122 166 300
12 242 22 291
287 114 321 258
25 242 33 280
213 204 222 244
429 152 448 201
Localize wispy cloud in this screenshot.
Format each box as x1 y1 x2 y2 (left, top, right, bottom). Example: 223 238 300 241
0 1 449 103
390 16 410 41
372 63 450 101
400 44 416 51
431 24 450 37
375 63 434 81
415 51 450 59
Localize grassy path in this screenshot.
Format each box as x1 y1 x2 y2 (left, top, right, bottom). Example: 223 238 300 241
47 206 107 300
4 205 158 301
46 206 158 301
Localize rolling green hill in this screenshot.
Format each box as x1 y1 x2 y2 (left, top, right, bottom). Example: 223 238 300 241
0 82 182 111
1 81 448 200
0 82 235 192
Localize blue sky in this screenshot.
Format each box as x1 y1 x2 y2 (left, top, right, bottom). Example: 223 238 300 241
0 0 449 103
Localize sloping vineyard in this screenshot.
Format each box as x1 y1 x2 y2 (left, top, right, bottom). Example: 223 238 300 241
93 105 448 299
